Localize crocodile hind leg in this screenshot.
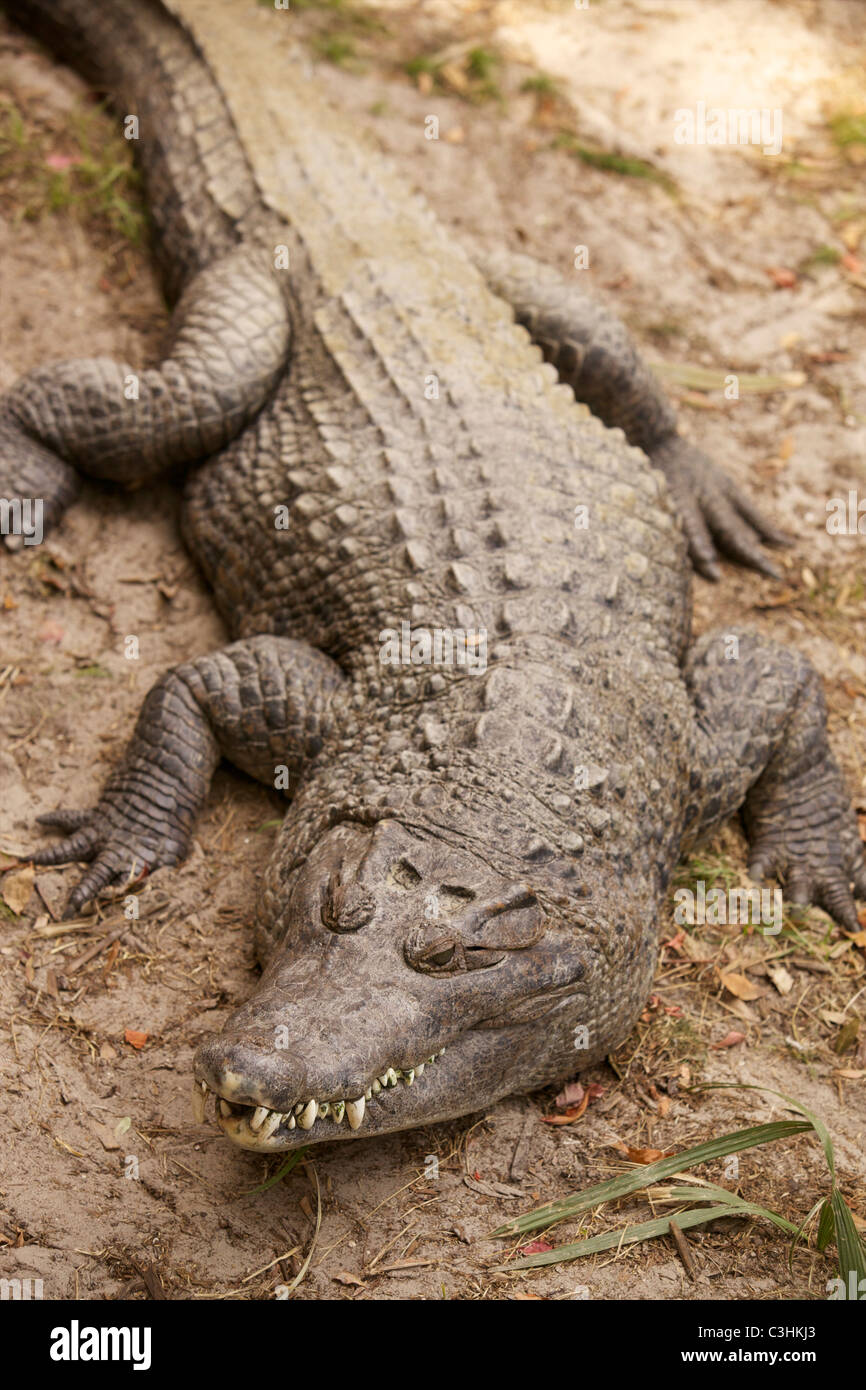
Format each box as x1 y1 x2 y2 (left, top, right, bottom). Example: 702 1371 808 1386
467 240 788 581
0 246 290 545
683 627 866 928
29 635 343 918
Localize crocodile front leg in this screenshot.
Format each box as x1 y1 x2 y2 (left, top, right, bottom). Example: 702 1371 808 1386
468 241 788 581
683 627 866 928
29 635 343 918
1 246 290 544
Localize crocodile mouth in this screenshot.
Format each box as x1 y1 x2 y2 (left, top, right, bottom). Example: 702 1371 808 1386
192 1049 447 1149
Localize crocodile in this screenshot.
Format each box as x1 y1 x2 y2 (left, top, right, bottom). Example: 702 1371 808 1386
3 0 865 1153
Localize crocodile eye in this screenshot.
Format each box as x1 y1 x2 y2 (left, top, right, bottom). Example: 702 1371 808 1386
404 930 460 972
427 945 455 967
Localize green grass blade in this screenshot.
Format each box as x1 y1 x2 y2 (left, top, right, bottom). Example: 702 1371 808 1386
697 1082 836 1176
816 1197 835 1254
499 1203 789 1271
650 362 805 393
241 1147 308 1194
830 1189 866 1283
491 1120 811 1237
646 1184 799 1234
788 1197 824 1272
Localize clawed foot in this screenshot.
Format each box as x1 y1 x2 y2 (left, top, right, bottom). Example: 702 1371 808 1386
31 799 188 918
747 791 866 932
651 435 790 582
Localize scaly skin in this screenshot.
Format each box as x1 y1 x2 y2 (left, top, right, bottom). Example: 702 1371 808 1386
3 0 864 1152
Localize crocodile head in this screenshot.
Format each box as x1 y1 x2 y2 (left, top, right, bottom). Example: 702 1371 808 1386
193 818 598 1149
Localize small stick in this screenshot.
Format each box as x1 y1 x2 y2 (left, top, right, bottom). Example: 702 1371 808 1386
65 923 132 974
669 1218 698 1283
509 1109 536 1181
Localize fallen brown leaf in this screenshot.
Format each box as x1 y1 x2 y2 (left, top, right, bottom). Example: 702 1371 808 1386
2 864 34 915
711 1030 746 1050
555 1081 585 1110
719 970 764 1001
766 266 797 288
615 1144 676 1164
767 963 795 996
541 1082 604 1125
519 1239 553 1256
807 349 851 364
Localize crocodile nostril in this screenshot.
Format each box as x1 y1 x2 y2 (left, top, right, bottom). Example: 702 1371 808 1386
320 873 376 932
194 1032 307 1114
440 885 475 901
391 857 423 888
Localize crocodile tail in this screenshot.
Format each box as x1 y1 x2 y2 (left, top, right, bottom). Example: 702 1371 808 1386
5 0 261 300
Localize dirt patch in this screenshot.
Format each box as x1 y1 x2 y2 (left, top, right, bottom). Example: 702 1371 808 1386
0 0 864 1301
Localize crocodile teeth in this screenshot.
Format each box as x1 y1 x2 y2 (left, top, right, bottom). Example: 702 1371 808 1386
258 1110 284 1142
346 1097 365 1130
297 1100 318 1130
204 1043 448 1141
191 1081 208 1124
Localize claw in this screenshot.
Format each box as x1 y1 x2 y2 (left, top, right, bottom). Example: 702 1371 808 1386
784 873 813 908
30 825 102 867
651 435 788 583
816 877 861 933
35 808 94 833
729 489 792 550
63 850 136 918
699 492 785 580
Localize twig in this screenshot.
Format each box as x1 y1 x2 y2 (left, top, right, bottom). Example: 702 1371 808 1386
669 1218 698 1283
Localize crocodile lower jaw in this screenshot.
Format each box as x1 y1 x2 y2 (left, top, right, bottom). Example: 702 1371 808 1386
191 1049 446 1148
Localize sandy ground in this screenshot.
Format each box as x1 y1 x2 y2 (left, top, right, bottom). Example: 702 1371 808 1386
0 0 864 1301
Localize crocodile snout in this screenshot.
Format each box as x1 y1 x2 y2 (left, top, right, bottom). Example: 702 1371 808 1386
193 1025 448 1148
